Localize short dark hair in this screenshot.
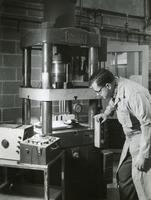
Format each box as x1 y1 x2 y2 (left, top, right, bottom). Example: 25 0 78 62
89 68 115 87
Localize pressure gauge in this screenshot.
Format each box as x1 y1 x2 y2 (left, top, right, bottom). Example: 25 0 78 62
73 103 82 113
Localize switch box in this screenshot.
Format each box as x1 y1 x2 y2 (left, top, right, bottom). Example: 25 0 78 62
20 135 60 165
0 124 33 161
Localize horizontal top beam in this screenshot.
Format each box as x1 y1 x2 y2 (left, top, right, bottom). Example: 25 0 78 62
21 27 101 48
19 87 98 101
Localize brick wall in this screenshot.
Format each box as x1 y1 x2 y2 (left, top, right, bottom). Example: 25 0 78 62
0 25 22 122
0 1 151 124
0 1 43 123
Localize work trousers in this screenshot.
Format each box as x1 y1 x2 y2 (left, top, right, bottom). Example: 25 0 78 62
117 152 139 200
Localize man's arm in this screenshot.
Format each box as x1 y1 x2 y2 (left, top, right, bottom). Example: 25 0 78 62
104 98 116 116
94 98 116 123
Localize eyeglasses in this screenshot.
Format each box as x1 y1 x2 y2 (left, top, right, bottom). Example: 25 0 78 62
94 87 104 94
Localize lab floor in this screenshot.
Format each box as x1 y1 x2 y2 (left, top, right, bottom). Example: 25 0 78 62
0 157 120 200
0 181 120 199
0 179 120 200
0 188 119 200
0 192 119 200
0 195 38 200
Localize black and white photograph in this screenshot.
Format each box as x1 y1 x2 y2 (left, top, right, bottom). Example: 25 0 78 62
0 1 151 200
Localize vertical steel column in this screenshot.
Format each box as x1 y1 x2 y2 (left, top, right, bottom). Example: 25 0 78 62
88 47 99 128
65 64 72 114
41 42 52 136
61 152 65 200
88 47 99 76
44 168 49 200
22 48 31 125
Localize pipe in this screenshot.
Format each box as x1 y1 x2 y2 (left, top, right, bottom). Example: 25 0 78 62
77 6 145 20
101 25 151 37
77 18 151 38
2 0 43 11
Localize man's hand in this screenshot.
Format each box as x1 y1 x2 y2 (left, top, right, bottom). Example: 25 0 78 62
135 156 151 172
94 113 107 124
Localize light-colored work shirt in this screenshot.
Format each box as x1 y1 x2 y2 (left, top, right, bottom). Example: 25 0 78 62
104 77 151 159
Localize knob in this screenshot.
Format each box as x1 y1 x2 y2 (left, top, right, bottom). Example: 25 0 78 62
1 139 9 149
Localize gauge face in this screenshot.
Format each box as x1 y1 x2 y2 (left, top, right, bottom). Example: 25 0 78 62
73 103 82 113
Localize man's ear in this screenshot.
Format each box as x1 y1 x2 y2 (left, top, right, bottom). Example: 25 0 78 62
105 83 112 89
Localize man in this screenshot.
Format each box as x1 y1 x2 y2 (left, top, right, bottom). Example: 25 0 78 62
90 68 151 200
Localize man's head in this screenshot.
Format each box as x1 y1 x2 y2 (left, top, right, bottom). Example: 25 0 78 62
90 68 115 99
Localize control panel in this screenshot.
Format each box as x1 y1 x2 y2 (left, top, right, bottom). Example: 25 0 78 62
23 134 60 147
20 135 60 165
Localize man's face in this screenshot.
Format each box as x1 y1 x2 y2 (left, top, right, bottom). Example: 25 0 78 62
91 81 112 99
